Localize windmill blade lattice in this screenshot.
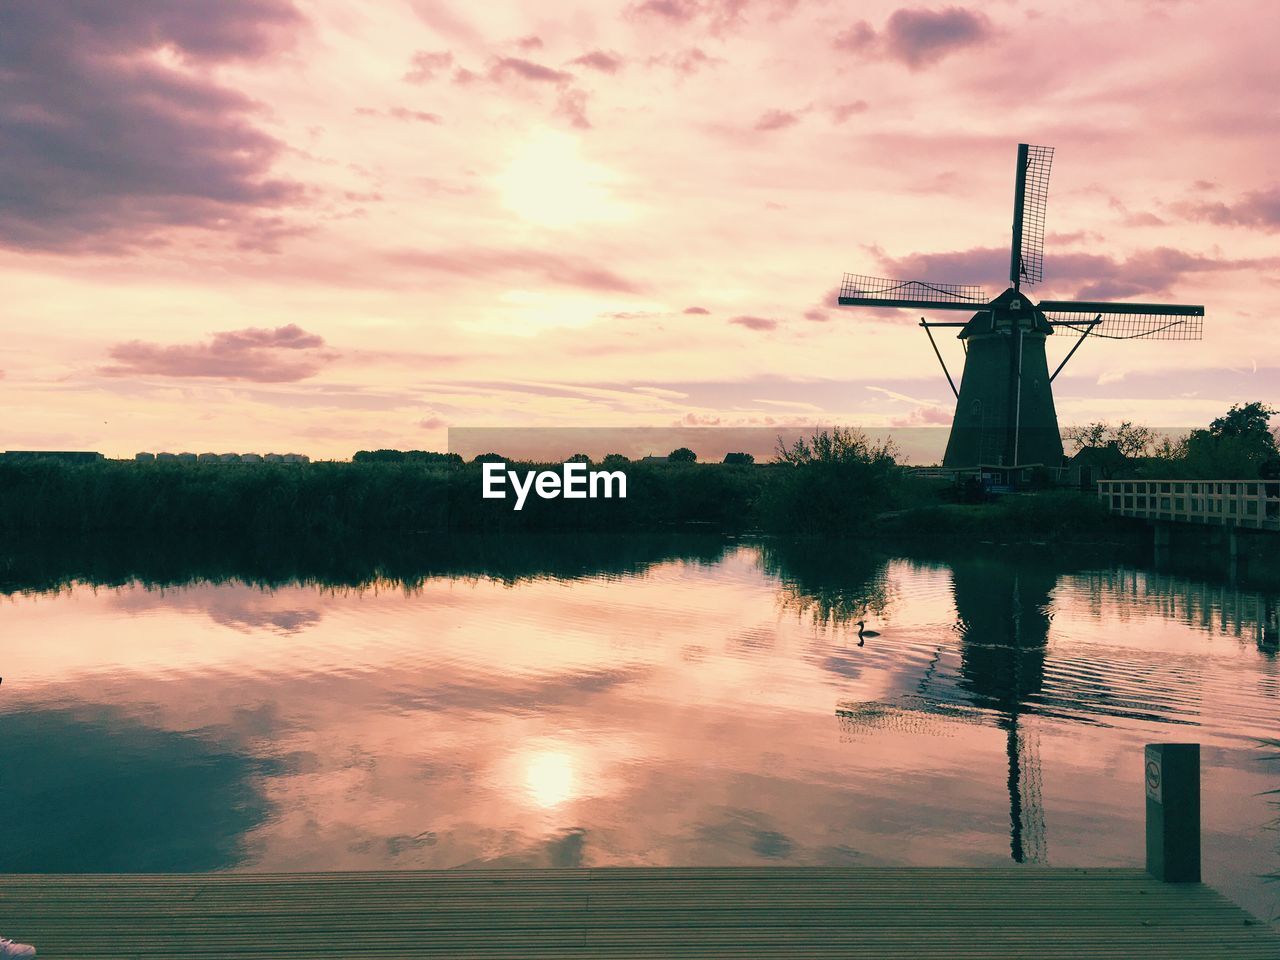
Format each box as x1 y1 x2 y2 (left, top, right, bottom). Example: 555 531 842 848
839 274 986 310
1015 145 1054 286
1043 301 1205 341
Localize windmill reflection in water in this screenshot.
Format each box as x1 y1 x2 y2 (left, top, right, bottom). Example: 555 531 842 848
838 560 1053 865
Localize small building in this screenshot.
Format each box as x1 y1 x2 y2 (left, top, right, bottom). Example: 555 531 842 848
155 452 178 462
197 453 219 463
264 453 284 463
1066 443 1129 491
240 453 262 464
218 453 240 463
177 452 197 463
282 453 310 464
640 455 669 464
135 452 155 462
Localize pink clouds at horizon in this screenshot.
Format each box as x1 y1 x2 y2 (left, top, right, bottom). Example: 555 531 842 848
0 0 1278 460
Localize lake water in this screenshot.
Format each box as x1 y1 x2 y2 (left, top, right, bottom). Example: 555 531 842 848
2 538 1278 923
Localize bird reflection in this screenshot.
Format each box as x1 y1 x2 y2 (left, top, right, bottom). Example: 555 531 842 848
856 620 880 647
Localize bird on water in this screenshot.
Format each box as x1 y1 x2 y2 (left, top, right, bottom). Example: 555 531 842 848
856 620 880 646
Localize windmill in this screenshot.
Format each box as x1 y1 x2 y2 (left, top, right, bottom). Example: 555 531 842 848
837 144 1205 469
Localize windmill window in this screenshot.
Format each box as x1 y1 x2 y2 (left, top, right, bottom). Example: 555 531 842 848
969 400 982 418
1175 497 1185 511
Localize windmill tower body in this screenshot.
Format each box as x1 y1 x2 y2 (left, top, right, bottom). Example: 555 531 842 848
943 289 1064 468
837 143 1204 469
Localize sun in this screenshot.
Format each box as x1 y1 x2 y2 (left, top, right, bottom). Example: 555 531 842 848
496 131 628 228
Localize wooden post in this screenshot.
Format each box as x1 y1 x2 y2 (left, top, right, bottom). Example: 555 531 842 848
1145 743 1200 882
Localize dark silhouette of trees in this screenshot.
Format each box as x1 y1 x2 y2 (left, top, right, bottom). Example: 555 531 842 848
1064 421 1155 457
668 447 697 463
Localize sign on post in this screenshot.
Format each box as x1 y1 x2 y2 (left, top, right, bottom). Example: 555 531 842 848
1144 751 1162 803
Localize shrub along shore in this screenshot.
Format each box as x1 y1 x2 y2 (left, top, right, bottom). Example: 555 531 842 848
0 445 1141 547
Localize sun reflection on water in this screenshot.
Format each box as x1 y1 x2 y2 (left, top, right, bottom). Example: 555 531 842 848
525 749 575 808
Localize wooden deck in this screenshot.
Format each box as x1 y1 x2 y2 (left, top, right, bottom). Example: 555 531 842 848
2 868 1276 959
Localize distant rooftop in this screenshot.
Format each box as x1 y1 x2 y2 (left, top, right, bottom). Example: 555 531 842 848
137 452 310 464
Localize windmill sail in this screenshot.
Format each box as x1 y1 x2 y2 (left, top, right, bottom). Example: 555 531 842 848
1010 144 1054 287
1041 299 1204 340
838 274 985 311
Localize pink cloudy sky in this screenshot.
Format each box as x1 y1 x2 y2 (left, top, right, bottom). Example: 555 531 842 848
1 0 1277 460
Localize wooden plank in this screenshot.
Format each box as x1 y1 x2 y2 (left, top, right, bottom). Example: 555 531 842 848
0 868 1275 960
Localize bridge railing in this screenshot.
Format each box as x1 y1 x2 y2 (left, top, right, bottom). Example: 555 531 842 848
1098 479 1280 531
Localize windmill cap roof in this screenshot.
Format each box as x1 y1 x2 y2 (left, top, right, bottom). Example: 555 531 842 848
958 287 1052 338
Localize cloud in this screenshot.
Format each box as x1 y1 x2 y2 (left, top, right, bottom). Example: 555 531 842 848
1123 211 1166 227
630 0 700 21
752 398 823 411
680 411 723 425
387 248 642 293
890 406 952 426
729 315 778 331
833 21 878 54
489 57 573 84
878 244 1275 300
650 47 723 75
877 246 1006 289
404 50 454 83
755 109 802 131
830 101 869 124
1174 185 1280 232
683 306 711 314
0 0 307 253
355 107 442 123
634 386 689 399
418 416 448 429
404 1 482 45
556 89 592 129
803 309 829 322
570 51 625 73
102 325 336 383
627 0 773 35
515 35 543 50
834 7 995 70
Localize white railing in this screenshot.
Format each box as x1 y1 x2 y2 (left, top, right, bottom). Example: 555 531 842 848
1098 479 1280 531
